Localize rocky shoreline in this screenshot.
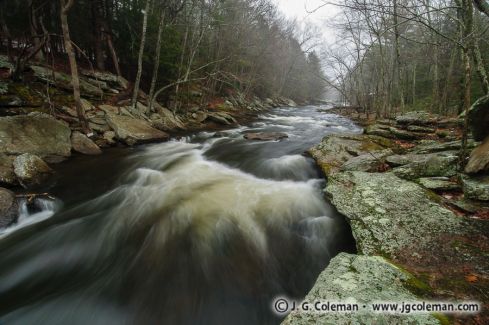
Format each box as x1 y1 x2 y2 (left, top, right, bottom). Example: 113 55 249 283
0 59 299 226
285 107 489 324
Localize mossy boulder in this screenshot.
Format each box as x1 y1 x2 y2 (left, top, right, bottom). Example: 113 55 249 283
325 172 462 257
13 153 53 188
283 253 440 325
308 134 395 177
0 187 18 229
396 111 439 125
0 154 16 185
106 113 169 146
461 175 489 201
0 113 72 162
466 95 489 141
465 136 489 174
392 152 458 180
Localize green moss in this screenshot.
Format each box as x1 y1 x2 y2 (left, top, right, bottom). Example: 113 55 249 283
432 312 451 325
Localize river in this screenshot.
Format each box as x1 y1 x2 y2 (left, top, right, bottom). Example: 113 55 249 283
0 105 360 324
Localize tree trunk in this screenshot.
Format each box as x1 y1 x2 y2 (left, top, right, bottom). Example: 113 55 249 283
131 0 151 111
148 11 165 113
474 39 489 95
60 0 90 133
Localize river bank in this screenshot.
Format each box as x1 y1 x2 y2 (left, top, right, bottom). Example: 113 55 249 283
285 108 489 324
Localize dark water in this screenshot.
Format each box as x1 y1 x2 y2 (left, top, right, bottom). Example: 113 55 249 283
0 106 360 325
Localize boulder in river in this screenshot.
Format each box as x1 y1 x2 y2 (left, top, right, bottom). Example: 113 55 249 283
283 253 439 325
106 113 169 146
13 153 54 188
461 175 489 201
0 187 18 228
71 131 102 155
308 134 394 176
0 112 72 162
467 94 489 141
465 136 489 174
244 132 288 141
325 171 462 257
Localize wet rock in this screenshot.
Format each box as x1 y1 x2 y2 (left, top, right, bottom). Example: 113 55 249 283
388 127 423 140
461 175 489 201
0 187 18 228
31 65 103 98
395 111 438 125
465 136 489 174
407 125 436 133
467 95 489 141
106 113 169 146
71 131 102 155
325 171 462 256
418 177 460 191
341 149 393 172
392 152 458 180
244 132 288 141
308 134 394 177
0 154 16 185
0 113 72 162
13 153 53 188
283 253 439 325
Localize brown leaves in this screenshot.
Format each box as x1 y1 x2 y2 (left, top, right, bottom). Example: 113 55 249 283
465 273 479 283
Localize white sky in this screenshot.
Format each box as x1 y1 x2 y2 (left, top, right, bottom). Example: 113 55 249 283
273 0 340 44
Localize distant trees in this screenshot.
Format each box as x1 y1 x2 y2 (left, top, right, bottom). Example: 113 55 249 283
0 0 327 123
322 0 489 117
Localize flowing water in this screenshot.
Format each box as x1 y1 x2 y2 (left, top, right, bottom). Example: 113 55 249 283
0 106 361 325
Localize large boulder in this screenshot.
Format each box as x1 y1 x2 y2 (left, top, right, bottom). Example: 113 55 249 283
467 95 489 141
0 113 72 162
325 171 462 257
418 177 459 191
0 154 16 185
71 131 102 155
395 111 439 125
244 132 288 141
308 134 394 177
13 153 54 188
341 149 393 172
283 253 439 325
106 113 169 146
0 187 18 228
465 136 489 174
461 175 489 201
392 152 458 180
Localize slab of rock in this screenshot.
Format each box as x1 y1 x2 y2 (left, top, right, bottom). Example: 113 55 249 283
412 140 476 154
467 95 489 141
465 136 489 174
207 112 237 125
418 177 460 191
71 131 102 155
309 134 394 176
325 171 462 257
0 187 18 228
0 113 72 162
407 125 436 133
341 149 393 172
283 253 439 325
106 113 169 146
392 152 458 180
13 153 53 188
244 132 288 141
364 124 394 138
396 111 439 125
31 65 103 98
461 175 489 201
0 154 16 185
389 127 423 140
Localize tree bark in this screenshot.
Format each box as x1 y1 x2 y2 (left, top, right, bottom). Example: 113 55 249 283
473 40 489 95
148 11 165 114
60 0 90 133
131 0 151 111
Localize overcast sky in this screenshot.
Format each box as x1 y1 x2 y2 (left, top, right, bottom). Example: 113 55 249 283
273 0 340 45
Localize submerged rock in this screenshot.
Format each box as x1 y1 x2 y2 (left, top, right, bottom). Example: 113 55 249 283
283 253 439 325
244 132 288 141
106 113 169 146
0 113 72 162
0 187 18 228
13 153 53 188
461 175 489 201
71 131 102 155
325 171 462 257
465 136 489 174
308 134 394 176
467 95 489 141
